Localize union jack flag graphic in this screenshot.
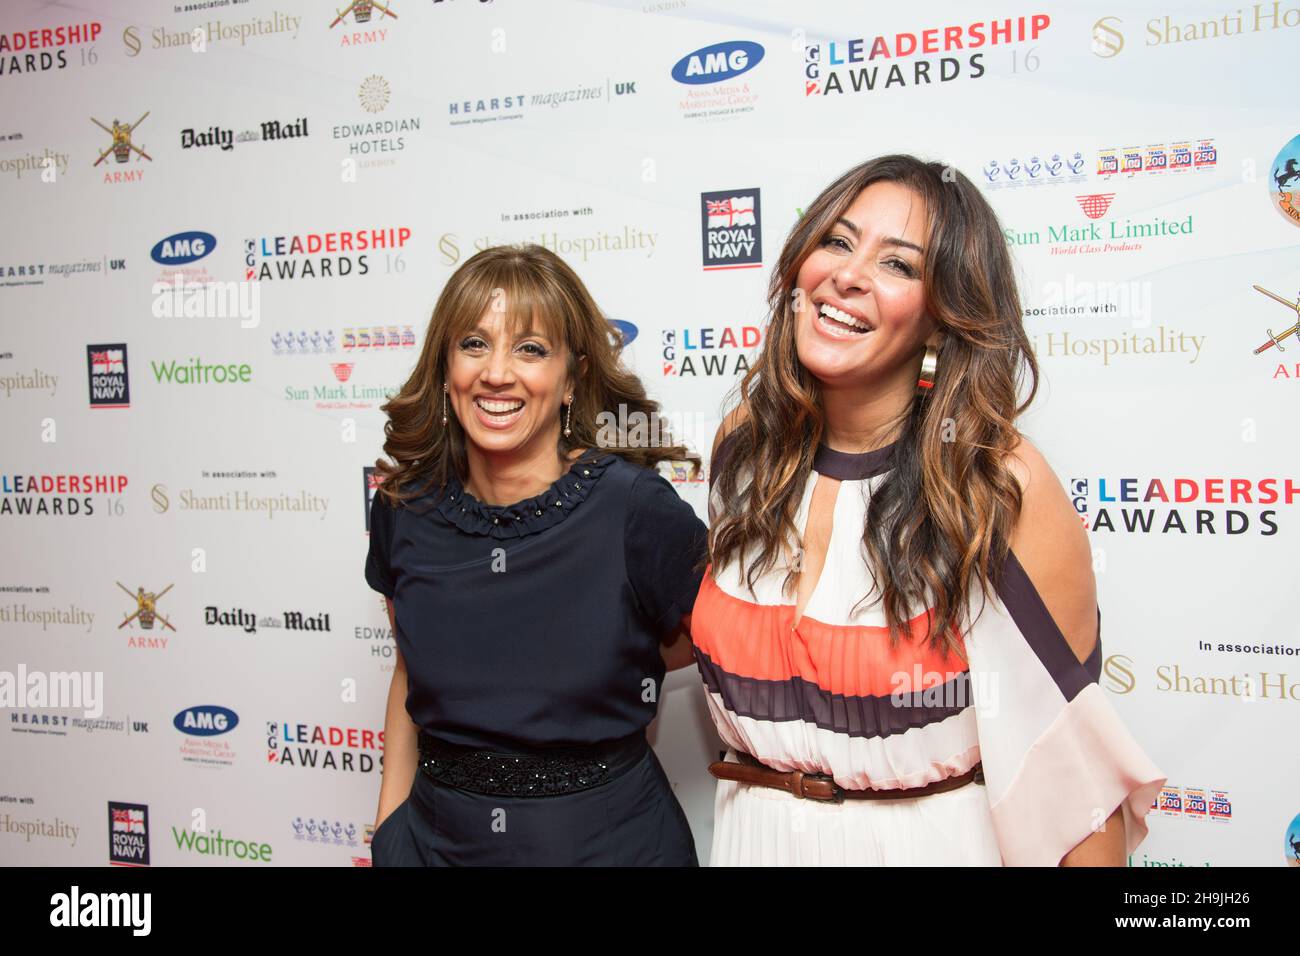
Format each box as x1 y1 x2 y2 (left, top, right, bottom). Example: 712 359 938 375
91 349 125 375
112 807 146 833
706 196 756 228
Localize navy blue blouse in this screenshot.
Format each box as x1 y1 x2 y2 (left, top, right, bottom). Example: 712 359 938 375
365 449 708 750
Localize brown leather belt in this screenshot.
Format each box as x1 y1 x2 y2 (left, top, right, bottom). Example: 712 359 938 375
708 751 984 802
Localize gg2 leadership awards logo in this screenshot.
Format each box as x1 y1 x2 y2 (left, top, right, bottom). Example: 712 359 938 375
1070 474 1293 536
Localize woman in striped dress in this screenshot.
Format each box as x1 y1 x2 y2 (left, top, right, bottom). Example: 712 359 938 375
688 155 1165 866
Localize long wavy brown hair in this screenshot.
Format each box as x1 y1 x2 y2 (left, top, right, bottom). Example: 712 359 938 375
374 243 700 508
709 154 1038 658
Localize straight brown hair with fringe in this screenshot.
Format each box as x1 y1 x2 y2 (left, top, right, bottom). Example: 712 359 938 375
374 243 699 506
709 154 1039 659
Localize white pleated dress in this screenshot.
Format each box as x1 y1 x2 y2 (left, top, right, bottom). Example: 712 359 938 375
691 435 1166 866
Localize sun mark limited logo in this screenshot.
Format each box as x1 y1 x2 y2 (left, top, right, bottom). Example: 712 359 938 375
1076 193 1115 220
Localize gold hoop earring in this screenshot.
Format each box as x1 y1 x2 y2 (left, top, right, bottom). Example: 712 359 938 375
917 345 938 394
563 393 573 438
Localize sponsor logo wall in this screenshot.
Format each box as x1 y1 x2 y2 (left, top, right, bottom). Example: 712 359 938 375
0 0 1292 866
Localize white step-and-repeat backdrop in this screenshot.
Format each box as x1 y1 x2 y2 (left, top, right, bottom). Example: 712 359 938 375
1 0 1296 866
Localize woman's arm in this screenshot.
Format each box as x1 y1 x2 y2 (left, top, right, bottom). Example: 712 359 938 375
660 612 695 671
375 598 419 829
1004 437 1124 866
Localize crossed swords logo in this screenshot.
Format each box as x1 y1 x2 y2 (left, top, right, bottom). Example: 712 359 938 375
330 0 398 28
117 581 176 632
91 112 152 166
1252 285 1300 354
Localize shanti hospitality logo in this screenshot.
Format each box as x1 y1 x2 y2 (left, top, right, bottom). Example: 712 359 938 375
1102 653 1300 705
86 344 129 408
1070 475 1295 536
701 189 761 270
1251 282 1300 379
1093 7 1300 59
108 802 149 866
804 14 1049 96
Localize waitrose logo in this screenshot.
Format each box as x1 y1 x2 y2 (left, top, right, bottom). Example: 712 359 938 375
172 826 272 862
150 357 252 384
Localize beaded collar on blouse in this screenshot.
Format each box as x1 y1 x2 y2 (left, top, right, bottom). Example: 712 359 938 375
433 450 615 539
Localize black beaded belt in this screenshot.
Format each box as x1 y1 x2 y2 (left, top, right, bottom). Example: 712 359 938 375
416 730 648 798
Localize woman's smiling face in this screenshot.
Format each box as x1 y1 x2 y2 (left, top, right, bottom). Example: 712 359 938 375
793 180 938 391
445 304 574 459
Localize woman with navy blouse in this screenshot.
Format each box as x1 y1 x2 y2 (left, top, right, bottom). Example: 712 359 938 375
364 243 706 866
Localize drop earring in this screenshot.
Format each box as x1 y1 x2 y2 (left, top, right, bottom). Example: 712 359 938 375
442 383 448 426
564 393 573 438
916 345 939 394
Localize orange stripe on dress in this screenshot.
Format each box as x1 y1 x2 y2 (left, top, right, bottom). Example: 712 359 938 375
692 567 968 699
